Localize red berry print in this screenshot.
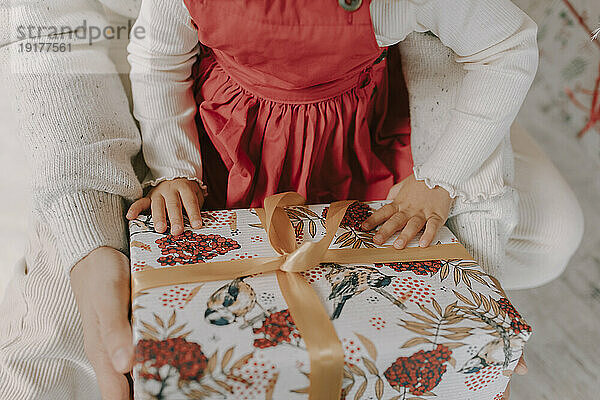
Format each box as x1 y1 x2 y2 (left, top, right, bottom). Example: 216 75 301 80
369 316 386 330
342 338 363 368
497 298 532 334
159 286 195 309
135 337 208 382
250 235 264 243
465 365 503 391
131 240 152 251
390 277 436 306
200 210 235 229
253 309 301 348
233 252 259 259
155 231 240 266
322 202 373 230
493 393 504 400
132 261 150 273
229 352 278 400
376 260 445 276
384 344 452 396
301 265 329 284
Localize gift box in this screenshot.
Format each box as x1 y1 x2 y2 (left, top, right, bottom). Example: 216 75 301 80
129 194 532 400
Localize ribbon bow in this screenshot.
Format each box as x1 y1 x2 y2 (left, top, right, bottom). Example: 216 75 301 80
131 192 471 399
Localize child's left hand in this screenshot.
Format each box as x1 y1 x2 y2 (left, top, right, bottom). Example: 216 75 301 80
361 174 454 249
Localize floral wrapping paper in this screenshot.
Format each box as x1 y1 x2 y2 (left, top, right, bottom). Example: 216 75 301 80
129 202 532 400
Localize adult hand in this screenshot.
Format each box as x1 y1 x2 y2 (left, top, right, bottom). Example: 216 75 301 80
503 355 528 399
71 247 134 400
362 174 454 248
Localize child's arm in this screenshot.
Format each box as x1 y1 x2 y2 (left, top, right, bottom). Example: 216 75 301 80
364 0 538 248
126 0 205 235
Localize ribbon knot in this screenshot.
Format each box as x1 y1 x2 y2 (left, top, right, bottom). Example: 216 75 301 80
131 192 473 399
260 192 355 274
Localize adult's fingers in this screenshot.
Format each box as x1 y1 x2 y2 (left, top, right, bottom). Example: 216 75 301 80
362 204 397 231
82 313 130 400
151 195 167 233
96 266 134 374
394 216 425 249
502 382 511 400
419 215 444 247
373 210 409 245
502 355 526 399
164 192 185 235
179 186 203 229
126 197 151 220
514 355 528 375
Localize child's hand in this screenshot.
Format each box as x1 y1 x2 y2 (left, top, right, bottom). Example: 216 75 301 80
127 178 205 235
362 174 453 249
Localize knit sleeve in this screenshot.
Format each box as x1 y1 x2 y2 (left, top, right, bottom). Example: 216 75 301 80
406 0 538 200
128 0 206 191
3 8 144 272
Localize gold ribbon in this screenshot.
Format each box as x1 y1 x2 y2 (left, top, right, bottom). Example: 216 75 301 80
131 192 472 399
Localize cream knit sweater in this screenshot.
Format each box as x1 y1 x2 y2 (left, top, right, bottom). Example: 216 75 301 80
3 0 538 278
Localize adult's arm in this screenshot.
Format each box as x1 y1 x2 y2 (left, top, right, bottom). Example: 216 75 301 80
408 0 538 199
376 0 538 201
1 1 143 272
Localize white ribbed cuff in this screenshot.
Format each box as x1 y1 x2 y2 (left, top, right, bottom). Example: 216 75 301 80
142 174 209 197
413 163 508 203
45 191 129 273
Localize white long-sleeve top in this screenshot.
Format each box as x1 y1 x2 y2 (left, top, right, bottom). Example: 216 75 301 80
3 0 537 277
129 0 538 201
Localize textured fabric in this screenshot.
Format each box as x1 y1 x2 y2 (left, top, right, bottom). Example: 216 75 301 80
0 0 580 397
129 0 539 205
2 1 143 273
0 126 582 400
397 32 519 279
503 124 584 289
0 215 101 400
445 125 584 287
184 0 412 209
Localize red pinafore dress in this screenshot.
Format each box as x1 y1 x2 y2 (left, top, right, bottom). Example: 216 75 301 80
184 0 413 209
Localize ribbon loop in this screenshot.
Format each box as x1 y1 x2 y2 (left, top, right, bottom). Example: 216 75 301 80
263 192 306 254
131 192 474 400
275 199 354 273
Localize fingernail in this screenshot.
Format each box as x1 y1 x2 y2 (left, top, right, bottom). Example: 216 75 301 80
361 222 369 230
503 369 513 377
126 212 132 219
192 220 201 229
419 239 427 247
155 222 166 231
112 347 130 372
374 234 383 244
394 239 405 249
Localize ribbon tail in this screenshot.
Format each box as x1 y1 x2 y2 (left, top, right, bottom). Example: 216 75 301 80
276 271 344 400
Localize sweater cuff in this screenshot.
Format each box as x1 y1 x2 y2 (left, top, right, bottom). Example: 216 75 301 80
45 191 129 274
412 113 512 203
413 160 508 203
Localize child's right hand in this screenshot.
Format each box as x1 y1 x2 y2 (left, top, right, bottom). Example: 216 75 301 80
126 178 205 235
